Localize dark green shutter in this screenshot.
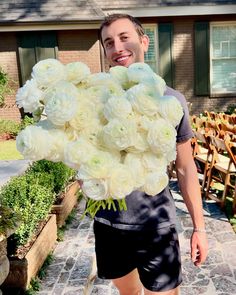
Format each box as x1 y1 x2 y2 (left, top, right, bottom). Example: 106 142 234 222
158 23 174 88
194 22 209 95
36 32 58 61
18 31 57 85
18 33 37 84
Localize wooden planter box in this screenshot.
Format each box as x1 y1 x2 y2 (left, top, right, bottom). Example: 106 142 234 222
2 214 57 291
51 181 80 227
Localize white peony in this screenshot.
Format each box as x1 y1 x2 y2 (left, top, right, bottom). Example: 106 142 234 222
127 62 154 84
65 61 91 84
69 99 98 132
109 66 131 89
108 164 135 199
64 137 96 169
46 129 69 162
124 153 146 188
103 95 133 121
16 79 43 113
142 152 168 173
82 179 109 200
142 171 169 196
101 118 137 151
32 58 66 89
44 81 78 126
16 125 51 160
78 150 114 180
158 95 183 127
147 118 177 157
127 84 159 117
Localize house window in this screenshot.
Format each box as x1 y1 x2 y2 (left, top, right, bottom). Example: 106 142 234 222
144 25 159 73
210 23 236 95
17 31 58 85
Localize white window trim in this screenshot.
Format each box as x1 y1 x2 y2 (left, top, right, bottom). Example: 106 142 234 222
210 21 236 96
143 24 159 74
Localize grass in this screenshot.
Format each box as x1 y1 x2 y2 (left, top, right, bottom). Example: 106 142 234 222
0 140 23 160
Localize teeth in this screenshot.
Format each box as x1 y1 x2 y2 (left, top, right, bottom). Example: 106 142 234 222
116 56 128 62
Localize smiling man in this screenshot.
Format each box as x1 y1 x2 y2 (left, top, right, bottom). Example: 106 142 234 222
92 14 208 295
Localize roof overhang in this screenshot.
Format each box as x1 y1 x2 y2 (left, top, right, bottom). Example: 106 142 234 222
103 5 236 17
0 20 102 32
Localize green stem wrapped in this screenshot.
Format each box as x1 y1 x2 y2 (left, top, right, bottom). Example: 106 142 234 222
82 197 127 219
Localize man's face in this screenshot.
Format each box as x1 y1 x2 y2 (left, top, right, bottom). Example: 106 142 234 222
101 18 149 68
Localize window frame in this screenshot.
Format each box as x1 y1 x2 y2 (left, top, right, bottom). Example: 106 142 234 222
143 24 159 74
210 21 236 97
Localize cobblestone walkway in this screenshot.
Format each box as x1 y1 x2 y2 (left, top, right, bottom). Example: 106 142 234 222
37 180 236 295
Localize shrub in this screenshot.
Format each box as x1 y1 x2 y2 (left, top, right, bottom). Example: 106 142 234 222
0 204 21 240
0 119 21 137
0 173 55 249
0 68 12 107
28 160 76 195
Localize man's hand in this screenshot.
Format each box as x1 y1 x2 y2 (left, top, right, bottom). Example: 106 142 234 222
191 231 208 266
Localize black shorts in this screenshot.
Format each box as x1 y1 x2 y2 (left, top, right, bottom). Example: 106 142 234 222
94 221 182 292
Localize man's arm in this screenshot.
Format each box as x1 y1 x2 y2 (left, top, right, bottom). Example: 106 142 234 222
175 139 208 266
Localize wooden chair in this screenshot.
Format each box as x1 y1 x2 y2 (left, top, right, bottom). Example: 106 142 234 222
192 129 213 192
205 135 236 208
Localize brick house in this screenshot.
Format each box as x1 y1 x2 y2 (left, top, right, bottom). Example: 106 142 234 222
0 0 235 121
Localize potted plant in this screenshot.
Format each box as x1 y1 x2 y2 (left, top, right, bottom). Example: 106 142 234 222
0 173 57 291
28 160 79 227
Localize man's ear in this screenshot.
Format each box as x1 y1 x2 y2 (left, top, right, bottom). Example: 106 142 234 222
142 34 149 53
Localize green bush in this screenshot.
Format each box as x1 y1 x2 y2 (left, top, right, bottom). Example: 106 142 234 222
0 204 21 239
0 119 21 136
0 173 55 248
28 160 76 195
0 68 12 107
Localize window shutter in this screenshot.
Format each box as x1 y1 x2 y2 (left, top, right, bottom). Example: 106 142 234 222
194 22 210 95
158 23 174 88
18 33 37 85
36 32 58 61
18 31 58 86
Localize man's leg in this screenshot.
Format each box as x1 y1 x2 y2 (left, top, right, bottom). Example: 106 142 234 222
112 268 143 295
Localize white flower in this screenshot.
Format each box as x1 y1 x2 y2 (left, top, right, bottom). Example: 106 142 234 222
78 150 114 180
108 164 135 199
16 79 43 113
101 118 137 151
127 84 159 117
158 95 183 127
32 58 66 89
16 125 51 160
127 62 153 84
109 66 131 89
142 152 167 173
142 171 169 196
147 118 177 157
124 153 146 188
65 61 91 84
64 137 96 169
103 95 133 121
84 73 125 96
46 129 69 162
82 179 109 200
69 99 98 132
44 81 78 126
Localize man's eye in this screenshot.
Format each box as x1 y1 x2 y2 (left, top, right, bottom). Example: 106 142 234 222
105 41 113 48
121 36 128 41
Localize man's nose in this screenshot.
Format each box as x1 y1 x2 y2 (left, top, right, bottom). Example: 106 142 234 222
113 39 123 52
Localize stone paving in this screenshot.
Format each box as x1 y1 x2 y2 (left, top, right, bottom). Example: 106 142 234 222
35 180 236 295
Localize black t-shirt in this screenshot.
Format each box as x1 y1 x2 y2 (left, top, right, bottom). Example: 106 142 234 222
94 87 193 230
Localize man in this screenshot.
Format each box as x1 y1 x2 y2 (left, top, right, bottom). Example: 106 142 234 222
93 14 208 295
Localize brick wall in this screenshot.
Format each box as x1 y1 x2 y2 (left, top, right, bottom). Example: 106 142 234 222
0 32 21 122
173 18 236 115
57 30 101 73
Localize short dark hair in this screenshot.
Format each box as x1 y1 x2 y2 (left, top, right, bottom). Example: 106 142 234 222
98 13 145 48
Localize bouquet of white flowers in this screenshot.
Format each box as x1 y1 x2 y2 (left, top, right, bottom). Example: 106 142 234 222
16 58 183 217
